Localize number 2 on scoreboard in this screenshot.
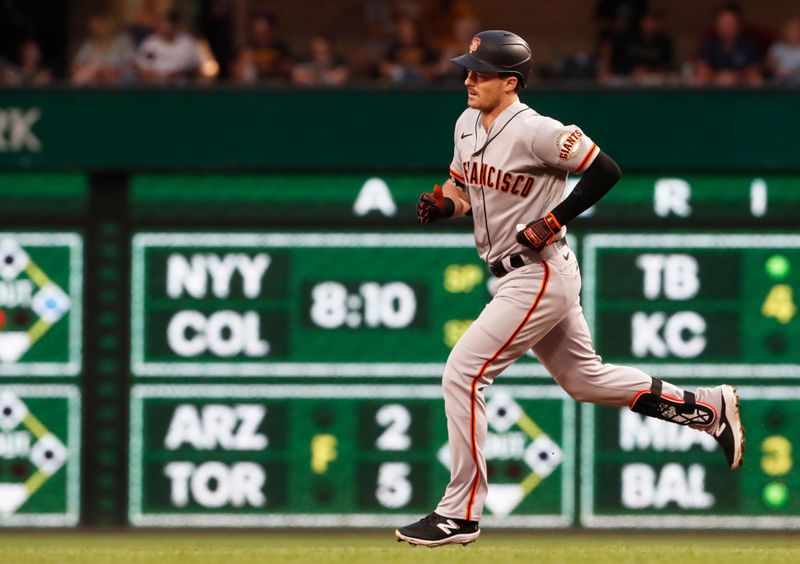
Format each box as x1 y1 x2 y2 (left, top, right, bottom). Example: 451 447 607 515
374 404 413 509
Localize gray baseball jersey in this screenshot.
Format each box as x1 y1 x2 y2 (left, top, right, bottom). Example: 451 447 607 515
433 100 727 523
448 100 599 266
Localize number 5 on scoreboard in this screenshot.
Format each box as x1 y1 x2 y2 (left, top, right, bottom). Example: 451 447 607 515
373 404 413 509
376 462 412 509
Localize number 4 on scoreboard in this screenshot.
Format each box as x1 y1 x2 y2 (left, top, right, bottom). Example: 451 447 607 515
761 285 797 325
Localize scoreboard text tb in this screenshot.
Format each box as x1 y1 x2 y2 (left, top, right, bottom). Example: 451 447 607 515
584 234 800 378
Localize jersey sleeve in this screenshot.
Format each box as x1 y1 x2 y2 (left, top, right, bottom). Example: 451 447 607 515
532 118 601 174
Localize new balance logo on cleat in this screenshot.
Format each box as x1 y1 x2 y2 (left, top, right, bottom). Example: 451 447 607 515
395 512 480 547
436 519 460 535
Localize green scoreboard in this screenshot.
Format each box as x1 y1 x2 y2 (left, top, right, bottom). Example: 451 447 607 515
4 172 800 528
128 385 574 527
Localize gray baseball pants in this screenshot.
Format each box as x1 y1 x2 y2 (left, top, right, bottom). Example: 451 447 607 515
434 243 722 521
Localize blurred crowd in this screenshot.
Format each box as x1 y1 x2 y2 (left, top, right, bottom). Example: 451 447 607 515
1 0 799 88
591 1 800 86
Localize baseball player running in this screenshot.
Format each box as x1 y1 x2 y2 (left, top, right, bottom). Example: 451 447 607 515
395 30 744 548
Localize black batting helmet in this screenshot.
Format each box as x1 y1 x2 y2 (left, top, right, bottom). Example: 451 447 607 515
451 30 532 87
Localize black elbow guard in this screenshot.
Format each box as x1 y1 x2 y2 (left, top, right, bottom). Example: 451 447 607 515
587 150 621 182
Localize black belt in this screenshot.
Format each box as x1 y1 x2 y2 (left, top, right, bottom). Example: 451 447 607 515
489 255 525 278
489 240 566 278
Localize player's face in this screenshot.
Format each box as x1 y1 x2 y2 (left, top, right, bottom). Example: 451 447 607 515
464 70 508 112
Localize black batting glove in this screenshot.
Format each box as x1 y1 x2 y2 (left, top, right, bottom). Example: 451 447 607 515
516 212 562 251
417 185 455 224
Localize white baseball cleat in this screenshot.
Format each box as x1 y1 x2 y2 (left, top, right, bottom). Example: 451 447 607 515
712 385 745 470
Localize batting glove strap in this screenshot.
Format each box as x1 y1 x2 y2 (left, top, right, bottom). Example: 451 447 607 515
517 212 562 250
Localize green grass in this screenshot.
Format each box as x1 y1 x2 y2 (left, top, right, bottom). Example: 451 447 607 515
1 531 800 564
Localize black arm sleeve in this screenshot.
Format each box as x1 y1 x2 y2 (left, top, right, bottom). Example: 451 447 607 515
550 150 621 225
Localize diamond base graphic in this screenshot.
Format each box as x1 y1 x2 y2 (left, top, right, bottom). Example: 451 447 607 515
0 484 28 514
439 390 563 517
0 233 82 376
0 391 67 516
0 332 31 363
485 484 525 516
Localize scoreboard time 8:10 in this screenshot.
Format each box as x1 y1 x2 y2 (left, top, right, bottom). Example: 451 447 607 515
130 232 548 377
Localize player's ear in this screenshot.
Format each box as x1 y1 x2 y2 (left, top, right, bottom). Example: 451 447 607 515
505 75 518 94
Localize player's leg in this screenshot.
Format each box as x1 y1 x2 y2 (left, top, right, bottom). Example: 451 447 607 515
435 260 571 522
396 260 566 546
532 302 744 469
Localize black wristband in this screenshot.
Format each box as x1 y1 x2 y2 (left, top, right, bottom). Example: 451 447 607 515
442 196 455 218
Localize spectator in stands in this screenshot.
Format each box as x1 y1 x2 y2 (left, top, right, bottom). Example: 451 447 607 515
0 39 53 86
0 57 17 85
71 14 136 86
694 5 763 86
291 35 348 87
231 14 292 84
135 11 202 84
696 2 775 61
379 15 438 85
598 9 674 85
767 17 800 85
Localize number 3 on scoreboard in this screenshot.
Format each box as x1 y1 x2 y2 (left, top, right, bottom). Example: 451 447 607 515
761 435 793 476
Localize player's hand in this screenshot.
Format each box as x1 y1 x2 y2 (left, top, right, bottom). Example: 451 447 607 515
417 185 454 224
516 212 562 251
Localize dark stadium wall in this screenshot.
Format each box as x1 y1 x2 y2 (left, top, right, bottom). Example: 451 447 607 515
0 88 796 171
